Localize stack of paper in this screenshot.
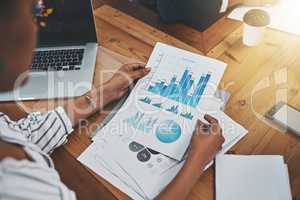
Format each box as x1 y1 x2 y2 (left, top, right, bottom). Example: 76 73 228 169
78 43 248 200
216 155 292 200
228 0 300 36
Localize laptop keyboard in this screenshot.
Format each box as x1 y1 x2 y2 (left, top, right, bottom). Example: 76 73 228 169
30 49 85 71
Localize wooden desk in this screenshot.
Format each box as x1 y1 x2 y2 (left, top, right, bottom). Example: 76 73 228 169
1 5 300 200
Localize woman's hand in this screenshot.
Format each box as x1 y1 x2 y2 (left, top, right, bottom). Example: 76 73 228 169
64 63 150 127
187 114 225 169
104 63 151 102
154 114 225 200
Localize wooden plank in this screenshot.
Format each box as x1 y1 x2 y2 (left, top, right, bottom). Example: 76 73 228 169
95 17 153 62
93 1 241 54
161 15 241 54
201 17 241 53
92 0 104 9
208 20 300 199
95 5 203 55
160 23 205 53
52 147 118 200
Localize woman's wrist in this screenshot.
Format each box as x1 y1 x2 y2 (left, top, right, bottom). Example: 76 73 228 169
184 153 207 177
64 83 117 127
181 157 205 181
89 83 117 110
187 148 208 166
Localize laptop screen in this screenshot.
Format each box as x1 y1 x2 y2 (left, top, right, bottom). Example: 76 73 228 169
36 0 98 47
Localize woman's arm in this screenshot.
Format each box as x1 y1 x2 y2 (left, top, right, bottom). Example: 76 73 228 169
155 115 225 200
1 63 149 154
64 63 150 127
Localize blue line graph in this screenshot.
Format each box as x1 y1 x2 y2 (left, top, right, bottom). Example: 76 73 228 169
152 103 163 108
139 96 194 120
180 112 194 120
148 69 211 107
166 105 179 114
139 97 151 104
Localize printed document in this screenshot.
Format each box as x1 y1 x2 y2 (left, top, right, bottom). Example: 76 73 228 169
78 43 248 200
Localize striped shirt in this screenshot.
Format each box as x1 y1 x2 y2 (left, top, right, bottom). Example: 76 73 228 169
0 107 76 200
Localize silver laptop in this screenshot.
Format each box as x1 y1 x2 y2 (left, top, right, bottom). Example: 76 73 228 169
0 0 98 101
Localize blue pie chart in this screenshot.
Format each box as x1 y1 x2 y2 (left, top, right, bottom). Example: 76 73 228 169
155 120 181 143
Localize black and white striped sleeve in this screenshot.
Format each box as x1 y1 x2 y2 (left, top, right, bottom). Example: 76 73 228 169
5 107 74 154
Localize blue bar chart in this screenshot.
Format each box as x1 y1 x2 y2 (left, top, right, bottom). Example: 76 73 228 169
148 69 211 107
124 111 158 134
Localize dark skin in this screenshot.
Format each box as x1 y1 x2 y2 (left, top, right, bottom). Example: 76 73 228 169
0 1 38 160
0 1 226 200
0 1 37 91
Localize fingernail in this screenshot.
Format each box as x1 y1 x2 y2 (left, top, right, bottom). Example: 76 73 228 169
145 68 151 72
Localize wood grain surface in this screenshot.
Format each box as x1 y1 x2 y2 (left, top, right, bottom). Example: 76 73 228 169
0 4 299 200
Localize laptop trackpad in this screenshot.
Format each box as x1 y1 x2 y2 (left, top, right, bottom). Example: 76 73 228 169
16 74 49 97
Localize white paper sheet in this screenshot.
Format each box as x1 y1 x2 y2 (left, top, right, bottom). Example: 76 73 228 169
93 42 227 160
215 155 292 200
107 111 248 199
81 99 231 199
79 110 248 200
228 0 300 36
78 141 147 200
78 43 248 200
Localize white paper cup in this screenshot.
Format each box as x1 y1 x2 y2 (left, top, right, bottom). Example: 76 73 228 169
243 9 270 47
243 23 266 46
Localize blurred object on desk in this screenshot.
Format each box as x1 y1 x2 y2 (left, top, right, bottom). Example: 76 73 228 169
228 0 300 36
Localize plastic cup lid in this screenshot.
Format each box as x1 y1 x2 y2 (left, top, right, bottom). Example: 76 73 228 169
243 9 270 27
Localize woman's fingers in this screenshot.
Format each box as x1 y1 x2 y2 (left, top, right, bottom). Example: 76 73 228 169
203 114 223 136
123 63 146 71
195 119 211 135
130 67 151 79
204 114 218 124
119 63 151 80
196 119 205 130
